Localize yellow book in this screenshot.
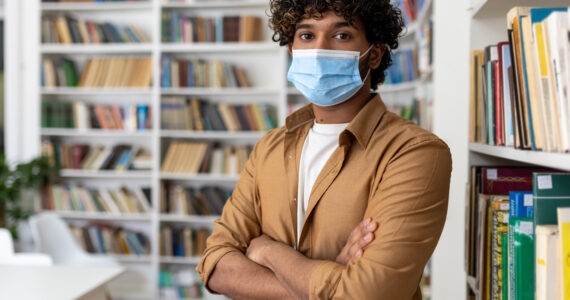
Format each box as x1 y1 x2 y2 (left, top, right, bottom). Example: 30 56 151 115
558 207 570 300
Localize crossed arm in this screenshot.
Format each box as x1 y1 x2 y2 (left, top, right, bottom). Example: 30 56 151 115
208 219 378 300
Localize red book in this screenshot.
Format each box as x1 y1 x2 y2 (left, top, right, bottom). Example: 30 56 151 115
71 144 89 169
494 60 503 146
480 167 557 195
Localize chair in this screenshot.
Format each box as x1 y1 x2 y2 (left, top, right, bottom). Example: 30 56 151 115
0 227 53 266
28 213 118 266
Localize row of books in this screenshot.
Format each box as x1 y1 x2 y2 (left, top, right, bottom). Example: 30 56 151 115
385 98 420 125
161 142 251 175
159 226 209 257
40 184 152 214
161 97 277 131
42 16 149 44
469 7 570 152
161 56 250 88
41 140 153 171
41 101 151 130
159 269 204 300
465 167 570 299
43 0 144 2
69 224 151 256
161 12 263 43
384 48 418 85
160 184 229 215
42 57 153 88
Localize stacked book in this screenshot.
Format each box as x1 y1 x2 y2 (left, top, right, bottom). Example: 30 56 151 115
41 140 153 171
41 184 152 214
161 12 263 43
42 56 153 88
469 7 570 152
161 97 276 131
160 142 251 175
159 225 209 258
384 48 418 85
161 56 250 88
465 167 570 299
160 184 229 216
42 16 149 44
69 224 151 256
159 269 204 300
41 101 151 131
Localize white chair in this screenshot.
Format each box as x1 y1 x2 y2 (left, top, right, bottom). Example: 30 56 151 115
0 228 53 266
28 213 118 266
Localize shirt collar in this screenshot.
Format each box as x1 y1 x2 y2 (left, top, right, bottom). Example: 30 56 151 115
285 93 387 149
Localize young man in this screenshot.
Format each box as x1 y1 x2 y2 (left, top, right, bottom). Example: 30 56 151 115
196 0 452 299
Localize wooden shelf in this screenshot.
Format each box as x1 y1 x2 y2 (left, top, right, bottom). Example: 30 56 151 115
41 44 153 54
59 169 153 179
161 42 278 53
160 172 240 183
160 130 265 140
161 0 267 9
41 2 153 11
469 143 570 171
41 128 152 138
41 88 153 96
159 256 202 265
159 214 219 224
160 87 280 96
47 211 152 222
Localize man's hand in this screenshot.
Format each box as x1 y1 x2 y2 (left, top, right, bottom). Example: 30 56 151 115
335 218 378 265
246 234 275 266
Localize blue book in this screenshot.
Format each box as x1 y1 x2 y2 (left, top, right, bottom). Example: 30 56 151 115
216 16 224 43
162 56 171 87
170 11 179 43
137 105 148 130
187 61 194 87
509 191 533 218
124 27 140 43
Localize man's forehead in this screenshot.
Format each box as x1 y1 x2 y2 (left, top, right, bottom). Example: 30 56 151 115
295 13 359 29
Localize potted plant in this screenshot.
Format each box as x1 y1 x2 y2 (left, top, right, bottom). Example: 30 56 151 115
0 154 58 239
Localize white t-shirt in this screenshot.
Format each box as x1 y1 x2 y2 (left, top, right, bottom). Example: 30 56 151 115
296 120 349 244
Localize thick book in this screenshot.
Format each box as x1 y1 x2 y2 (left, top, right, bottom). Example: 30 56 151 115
508 217 534 300
535 225 560 300
480 167 552 195
509 191 533 218
490 196 509 300
558 207 570 299
533 173 570 226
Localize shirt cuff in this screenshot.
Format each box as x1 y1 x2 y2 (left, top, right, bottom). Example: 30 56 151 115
196 247 240 294
309 260 344 299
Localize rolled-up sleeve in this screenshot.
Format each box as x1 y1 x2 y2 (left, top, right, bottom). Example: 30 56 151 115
309 139 452 299
196 139 263 292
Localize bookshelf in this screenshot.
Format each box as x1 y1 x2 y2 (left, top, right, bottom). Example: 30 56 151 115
463 0 570 299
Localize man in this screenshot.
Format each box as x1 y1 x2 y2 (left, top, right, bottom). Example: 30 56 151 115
196 0 452 299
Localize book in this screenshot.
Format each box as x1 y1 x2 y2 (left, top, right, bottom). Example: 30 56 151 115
533 173 570 227
558 207 570 299
161 57 250 88
509 217 534 300
535 225 560 300
69 224 150 256
490 196 509 299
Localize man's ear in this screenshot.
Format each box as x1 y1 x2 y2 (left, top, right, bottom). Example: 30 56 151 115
288 43 293 56
368 44 386 69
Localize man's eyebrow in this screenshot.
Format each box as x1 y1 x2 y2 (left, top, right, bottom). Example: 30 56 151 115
294 21 357 31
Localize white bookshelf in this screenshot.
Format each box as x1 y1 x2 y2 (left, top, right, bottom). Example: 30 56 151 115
462 0 570 298
40 128 152 138
40 44 153 54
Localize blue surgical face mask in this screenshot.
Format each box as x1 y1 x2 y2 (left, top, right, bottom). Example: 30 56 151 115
287 45 373 107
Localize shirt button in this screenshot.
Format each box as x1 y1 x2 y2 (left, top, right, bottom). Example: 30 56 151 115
293 197 297 202
288 154 294 159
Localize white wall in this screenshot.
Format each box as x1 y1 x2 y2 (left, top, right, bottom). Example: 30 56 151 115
431 0 471 299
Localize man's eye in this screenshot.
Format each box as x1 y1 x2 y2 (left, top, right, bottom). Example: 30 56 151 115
334 33 351 40
299 33 313 40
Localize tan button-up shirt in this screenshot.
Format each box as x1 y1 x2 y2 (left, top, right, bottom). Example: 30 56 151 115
196 94 452 299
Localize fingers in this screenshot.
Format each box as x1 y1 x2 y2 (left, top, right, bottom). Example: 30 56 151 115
336 219 378 265
347 230 376 264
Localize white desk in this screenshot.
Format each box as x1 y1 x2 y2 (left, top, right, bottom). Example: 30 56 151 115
0 266 125 300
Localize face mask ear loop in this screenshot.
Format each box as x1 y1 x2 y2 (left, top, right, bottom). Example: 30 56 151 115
359 45 374 59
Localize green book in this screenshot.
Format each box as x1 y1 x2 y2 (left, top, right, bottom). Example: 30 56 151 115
501 233 508 300
61 59 79 87
509 217 534 300
533 173 570 226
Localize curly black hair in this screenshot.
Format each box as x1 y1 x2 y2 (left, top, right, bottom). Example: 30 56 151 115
269 0 405 89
